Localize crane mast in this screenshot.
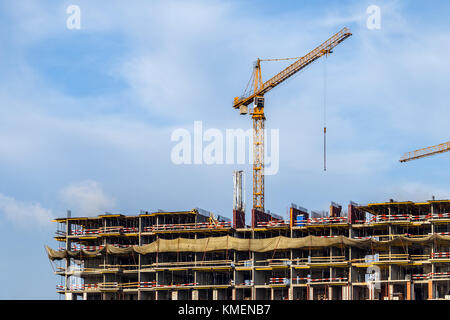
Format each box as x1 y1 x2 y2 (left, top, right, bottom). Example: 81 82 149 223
233 27 352 212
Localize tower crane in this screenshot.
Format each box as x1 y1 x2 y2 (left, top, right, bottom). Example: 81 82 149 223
232 27 352 212
399 141 450 163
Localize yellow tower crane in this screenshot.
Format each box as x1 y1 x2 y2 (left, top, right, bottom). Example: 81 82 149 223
399 141 450 163
233 27 352 212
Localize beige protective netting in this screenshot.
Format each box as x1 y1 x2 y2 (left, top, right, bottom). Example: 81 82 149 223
45 234 450 261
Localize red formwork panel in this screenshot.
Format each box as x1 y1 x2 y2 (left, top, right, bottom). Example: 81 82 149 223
348 203 365 224
233 209 245 229
251 209 272 229
289 207 309 227
330 203 342 217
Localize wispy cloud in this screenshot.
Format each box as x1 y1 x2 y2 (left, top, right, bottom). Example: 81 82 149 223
0 193 54 228
59 180 116 217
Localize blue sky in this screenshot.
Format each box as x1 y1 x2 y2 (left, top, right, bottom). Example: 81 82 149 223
1 0 450 299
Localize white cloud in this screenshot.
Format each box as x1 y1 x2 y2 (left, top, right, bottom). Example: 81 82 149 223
0 193 54 228
60 180 116 217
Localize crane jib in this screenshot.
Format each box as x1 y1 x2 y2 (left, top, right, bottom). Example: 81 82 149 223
233 28 352 109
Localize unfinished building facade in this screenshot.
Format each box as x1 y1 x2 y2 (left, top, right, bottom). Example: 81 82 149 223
47 199 450 300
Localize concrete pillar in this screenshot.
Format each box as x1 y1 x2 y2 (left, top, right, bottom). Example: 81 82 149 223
288 287 294 300
369 283 375 300
65 293 73 300
406 281 412 300
307 285 313 300
232 288 236 300
192 290 199 300
328 286 333 300
428 280 434 300
342 286 349 300
83 292 87 300
213 289 218 300
389 284 394 300
171 290 178 300
270 288 274 300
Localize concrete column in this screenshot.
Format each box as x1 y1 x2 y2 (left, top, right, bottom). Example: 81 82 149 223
83 292 87 300
213 289 218 300
288 287 294 300
406 281 412 300
171 290 178 300
307 285 313 300
192 290 199 300
369 283 375 300
328 286 333 300
428 280 434 300
342 286 349 300
270 288 274 300
232 288 236 300
389 283 394 300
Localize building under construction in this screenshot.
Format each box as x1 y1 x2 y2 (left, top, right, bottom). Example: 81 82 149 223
47 198 450 300
45 26 450 301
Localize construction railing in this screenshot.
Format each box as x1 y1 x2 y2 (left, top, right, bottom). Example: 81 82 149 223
57 281 162 292
139 281 157 288
377 253 409 262
412 272 450 280
58 283 100 291
154 282 199 288
70 226 139 236
293 256 347 265
99 226 124 234
256 220 290 228
294 216 348 227
410 254 431 261
235 260 253 268
293 276 348 284
149 259 234 269
431 272 450 279
412 273 429 280
98 282 120 290
353 214 431 225
269 277 290 285
100 264 139 271
73 228 100 236
254 259 291 268
236 280 253 286
65 243 135 252
55 264 141 275
429 213 450 220
147 221 232 232
431 252 450 259
55 230 66 237
372 214 411 223
351 254 410 264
